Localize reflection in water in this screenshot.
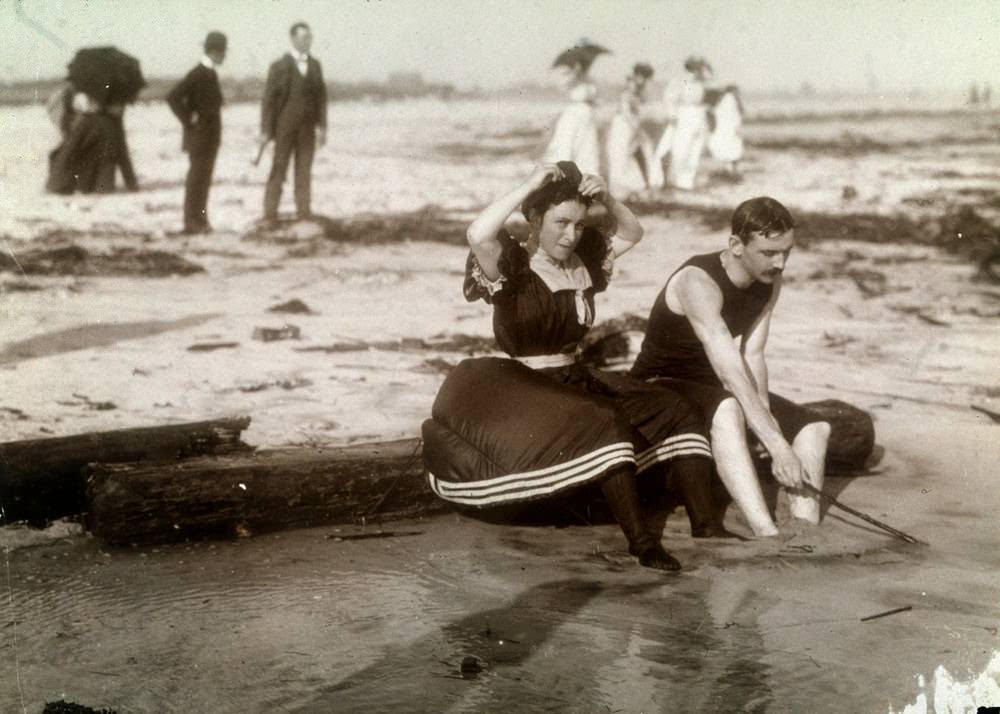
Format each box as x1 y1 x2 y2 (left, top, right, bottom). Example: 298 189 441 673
299 579 614 712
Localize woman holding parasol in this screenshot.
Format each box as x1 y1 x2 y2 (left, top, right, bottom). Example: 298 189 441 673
422 161 730 572
46 46 144 194
542 41 608 175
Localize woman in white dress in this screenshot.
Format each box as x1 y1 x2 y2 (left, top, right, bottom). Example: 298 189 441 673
605 63 656 196
543 44 607 175
707 85 745 176
652 56 713 190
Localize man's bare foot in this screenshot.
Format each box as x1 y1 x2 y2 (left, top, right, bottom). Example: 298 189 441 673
691 523 749 540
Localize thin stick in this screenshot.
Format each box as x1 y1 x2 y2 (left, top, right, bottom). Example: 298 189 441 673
861 605 912 622
251 140 271 167
801 483 928 546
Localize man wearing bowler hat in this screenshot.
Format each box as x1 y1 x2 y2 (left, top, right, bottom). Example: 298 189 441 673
258 21 327 223
167 31 228 234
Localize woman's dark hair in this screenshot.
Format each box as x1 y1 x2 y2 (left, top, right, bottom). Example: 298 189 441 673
731 197 794 243
290 21 310 36
633 63 654 80
520 161 593 220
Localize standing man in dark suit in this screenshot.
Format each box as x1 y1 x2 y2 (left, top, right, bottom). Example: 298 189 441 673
167 32 227 234
259 21 327 223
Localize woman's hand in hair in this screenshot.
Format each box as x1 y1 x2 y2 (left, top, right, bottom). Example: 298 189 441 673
578 173 609 202
524 163 564 192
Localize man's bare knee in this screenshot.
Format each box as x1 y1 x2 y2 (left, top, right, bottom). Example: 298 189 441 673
797 420 832 444
712 398 746 439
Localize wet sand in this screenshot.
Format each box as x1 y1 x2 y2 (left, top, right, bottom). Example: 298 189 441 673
2 98 999 711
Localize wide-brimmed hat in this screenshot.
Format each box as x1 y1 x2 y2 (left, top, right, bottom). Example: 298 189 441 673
684 55 713 76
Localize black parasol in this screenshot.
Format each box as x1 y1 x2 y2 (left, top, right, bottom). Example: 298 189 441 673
67 46 146 106
552 40 610 73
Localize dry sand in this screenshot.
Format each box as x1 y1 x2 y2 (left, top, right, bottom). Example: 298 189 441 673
1 98 999 712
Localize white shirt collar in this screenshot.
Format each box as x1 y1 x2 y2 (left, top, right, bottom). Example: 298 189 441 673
290 50 309 63
200 55 217 70
529 250 594 326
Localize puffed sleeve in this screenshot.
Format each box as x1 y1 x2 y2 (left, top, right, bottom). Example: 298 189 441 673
462 231 529 303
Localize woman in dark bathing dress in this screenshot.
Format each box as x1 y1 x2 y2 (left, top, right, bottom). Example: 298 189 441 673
422 161 726 571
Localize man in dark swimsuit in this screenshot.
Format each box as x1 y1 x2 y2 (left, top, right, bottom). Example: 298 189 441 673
631 196 831 537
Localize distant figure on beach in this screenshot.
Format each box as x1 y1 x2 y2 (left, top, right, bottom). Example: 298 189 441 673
543 40 608 175
168 32 228 234
259 21 328 223
630 197 832 537
605 62 657 195
707 85 745 177
45 82 76 139
422 161 733 572
652 56 712 190
46 93 135 194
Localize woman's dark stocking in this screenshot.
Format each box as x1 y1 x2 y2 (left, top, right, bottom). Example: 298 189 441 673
601 465 681 571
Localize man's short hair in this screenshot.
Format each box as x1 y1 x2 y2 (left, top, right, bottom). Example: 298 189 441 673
204 31 227 53
731 197 795 243
290 21 310 36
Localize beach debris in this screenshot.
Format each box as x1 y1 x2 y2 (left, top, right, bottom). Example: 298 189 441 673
235 377 313 393
847 269 889 298
57 393 117 411
800 483 927 545
0 244 203 277
0 406 29 420
187 341 240 352
1 279 43 292
325 530 423 541
413 357 456 374
888 305 951 326
860 605 912 622
268 298 315 314
971 405 1000 424
0 416 252 524
253 324 301 342
460 655 483 678
823 331 857 349
43 702 118 714
85 437 443 545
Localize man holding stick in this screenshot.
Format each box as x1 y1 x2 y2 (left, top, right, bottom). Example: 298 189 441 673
258 21 327 224
630 197 831 537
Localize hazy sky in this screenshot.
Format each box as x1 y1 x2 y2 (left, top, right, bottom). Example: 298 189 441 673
3 0 999 92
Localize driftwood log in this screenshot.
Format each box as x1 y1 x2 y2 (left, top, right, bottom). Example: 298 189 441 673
801 399 876 472
85 438 444 544
0 416 251 524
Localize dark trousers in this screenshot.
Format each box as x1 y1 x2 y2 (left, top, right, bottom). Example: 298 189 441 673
264 121 316 219
184 123 221 230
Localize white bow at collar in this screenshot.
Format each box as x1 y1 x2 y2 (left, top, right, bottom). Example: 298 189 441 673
529 250 594 326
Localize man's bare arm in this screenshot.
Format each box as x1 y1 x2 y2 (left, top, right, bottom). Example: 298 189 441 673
675 268 803 487
741 282 781 407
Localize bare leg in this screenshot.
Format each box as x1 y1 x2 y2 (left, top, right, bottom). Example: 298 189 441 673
787 421 831 524
711 398 779 537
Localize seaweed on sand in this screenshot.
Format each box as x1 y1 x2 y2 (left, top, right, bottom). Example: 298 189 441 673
0 242 204 277
243 207 469 255
631 200 999 280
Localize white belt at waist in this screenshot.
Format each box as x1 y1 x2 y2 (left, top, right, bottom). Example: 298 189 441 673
512 353 576 370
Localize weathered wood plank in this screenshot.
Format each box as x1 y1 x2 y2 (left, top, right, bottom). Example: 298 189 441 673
85 437 445 544
0 416 252 524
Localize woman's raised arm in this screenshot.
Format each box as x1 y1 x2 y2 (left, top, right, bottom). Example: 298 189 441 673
467 164 564 280
578 174 644 258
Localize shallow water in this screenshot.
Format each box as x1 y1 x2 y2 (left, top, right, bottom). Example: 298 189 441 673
2 509 997 713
